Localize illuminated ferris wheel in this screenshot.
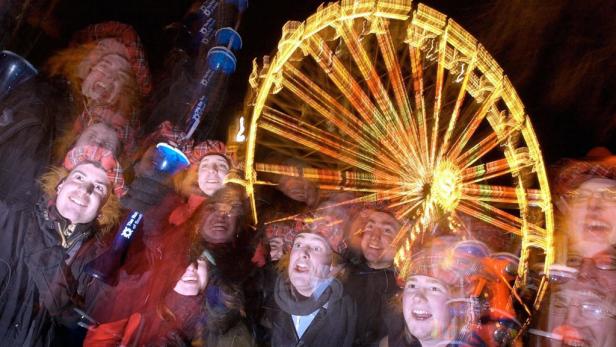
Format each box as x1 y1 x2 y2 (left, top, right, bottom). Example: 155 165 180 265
240 0 554 311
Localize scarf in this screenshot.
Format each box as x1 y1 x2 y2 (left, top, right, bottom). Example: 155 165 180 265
274 276 343 316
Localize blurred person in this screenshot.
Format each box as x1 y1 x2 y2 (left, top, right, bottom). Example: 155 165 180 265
46 21 152 160
0 145 124 346
345 203 401 346
551 148 616 258
529 246 616 346
381 237 459 347
84 253 208 346
528 149 616 346
264 218 356 347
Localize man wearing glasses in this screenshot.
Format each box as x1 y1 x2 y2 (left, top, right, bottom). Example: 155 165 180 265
530 148 616 346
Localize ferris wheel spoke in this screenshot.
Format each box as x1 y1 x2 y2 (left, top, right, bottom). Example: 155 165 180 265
280 67 410 174
282 65 382 153
374 19 421 154
461 184 545 207
438 56 477 164
462 158 534 185
429 32 449 167
338 20 421 166
303 36 399 155
254 162 399 188
457 201 522 236
409 46 431 165
260 109 401 175
448 88 501 160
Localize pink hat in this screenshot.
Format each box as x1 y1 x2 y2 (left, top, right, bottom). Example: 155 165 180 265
186 140 235 167
63 145 126 197
551 147 616 196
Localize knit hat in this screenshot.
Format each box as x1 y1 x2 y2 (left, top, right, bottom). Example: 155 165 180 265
63 145 126 197
551 147 616 196
264 218 305 253
186 140 236 167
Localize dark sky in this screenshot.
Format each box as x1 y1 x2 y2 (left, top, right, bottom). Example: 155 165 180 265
8 0 615 163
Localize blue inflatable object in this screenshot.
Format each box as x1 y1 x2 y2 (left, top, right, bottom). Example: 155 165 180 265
0 50 37 102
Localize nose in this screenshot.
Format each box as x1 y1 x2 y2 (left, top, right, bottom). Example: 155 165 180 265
77 182 95 195
411 290 428 303
587 193 603 210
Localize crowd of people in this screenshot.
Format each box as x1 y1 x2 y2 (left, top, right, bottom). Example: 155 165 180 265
0 18 615 347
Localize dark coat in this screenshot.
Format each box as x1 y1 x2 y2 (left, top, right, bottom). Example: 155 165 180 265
0 195 98 346
0 77 89 346
344 262 400 346
268 278 357 347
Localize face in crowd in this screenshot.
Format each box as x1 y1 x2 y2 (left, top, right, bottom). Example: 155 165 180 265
277 175 319 207
537 246 616 347
199 187 244 244
56 163 110 224
403 275 452 345
560 178 616 257
174 257 209 296
75 122 120 156
197 154 230 196
360 210 399 269
288 233 334 297
81 51 132 108
269 236 284 261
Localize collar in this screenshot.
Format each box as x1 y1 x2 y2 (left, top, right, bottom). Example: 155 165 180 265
36 197 95 249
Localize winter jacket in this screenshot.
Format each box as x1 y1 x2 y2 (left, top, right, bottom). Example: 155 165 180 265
344 262 400 346
0 195 98 346
267 277 357 347
0 75 88 346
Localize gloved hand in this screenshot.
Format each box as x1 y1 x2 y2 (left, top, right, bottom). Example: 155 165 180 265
121 173 171 212
121 145 175 212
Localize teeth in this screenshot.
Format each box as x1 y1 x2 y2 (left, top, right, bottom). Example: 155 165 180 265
412 310 429 315
563 338 587 347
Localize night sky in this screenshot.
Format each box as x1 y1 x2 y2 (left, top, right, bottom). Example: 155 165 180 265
7 0 615 164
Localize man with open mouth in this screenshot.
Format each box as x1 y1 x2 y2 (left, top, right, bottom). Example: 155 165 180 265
529 148 616 346
266 218 356 347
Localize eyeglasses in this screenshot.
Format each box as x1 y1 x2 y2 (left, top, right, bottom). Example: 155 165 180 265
562 188 616 204
552 295 615 320
567 254 616 271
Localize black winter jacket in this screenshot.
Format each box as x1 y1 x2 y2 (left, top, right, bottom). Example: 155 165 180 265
268 278 357 347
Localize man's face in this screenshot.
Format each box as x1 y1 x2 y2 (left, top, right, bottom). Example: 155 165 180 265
403 275 451 342
56 163 110 224
74 123 120 155
269 237 284 261
288 233 333 297
173 259 208 296
277 176 319 207
197 155 230 196
199 201 242 244
562 178 616 257
81 53 132 108
360 210 399 269
543 283 616 347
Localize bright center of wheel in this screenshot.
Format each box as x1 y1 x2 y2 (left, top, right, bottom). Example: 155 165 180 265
430 160 462 212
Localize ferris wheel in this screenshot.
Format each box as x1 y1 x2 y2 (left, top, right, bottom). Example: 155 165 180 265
240 0 554 313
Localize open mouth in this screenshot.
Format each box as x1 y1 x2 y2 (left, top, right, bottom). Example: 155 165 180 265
583 219 611 237
294 263 309 273
411 309 432 320
562 338 589 347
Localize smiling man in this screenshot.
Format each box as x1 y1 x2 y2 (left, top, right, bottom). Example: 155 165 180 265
345 204 401 346
0 145 124 346
268 221 356 347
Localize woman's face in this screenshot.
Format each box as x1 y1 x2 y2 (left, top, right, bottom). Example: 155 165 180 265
197 155 230 196
402 275 451 342
199 201 243 244
173 259 208 296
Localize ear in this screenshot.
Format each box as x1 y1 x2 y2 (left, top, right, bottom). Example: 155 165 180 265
56 178 66 193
